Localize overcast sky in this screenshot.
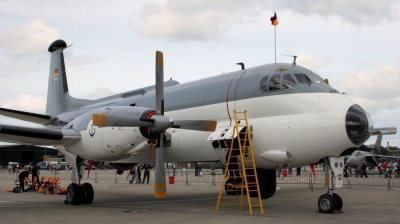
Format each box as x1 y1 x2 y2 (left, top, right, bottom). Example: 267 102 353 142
0 0 399 147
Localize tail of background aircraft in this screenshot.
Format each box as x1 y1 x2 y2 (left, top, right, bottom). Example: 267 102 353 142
372 135 383 154
46 39 93 116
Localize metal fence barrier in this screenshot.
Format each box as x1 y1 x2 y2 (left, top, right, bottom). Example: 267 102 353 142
1 168 398 189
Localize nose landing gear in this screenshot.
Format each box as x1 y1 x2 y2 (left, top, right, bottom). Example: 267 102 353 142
317 157 344 213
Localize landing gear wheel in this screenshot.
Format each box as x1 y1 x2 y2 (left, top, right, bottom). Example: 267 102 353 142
256 169 276 199
65 183 81 205
81 183 94 204
333 193 343 210
318 194 336 213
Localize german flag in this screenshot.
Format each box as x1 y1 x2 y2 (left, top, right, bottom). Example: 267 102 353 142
53 69 59 78
270 12 278 26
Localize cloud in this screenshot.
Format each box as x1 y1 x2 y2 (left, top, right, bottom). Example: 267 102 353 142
0 19 60 57
272 0 399 26
296 53 323 71
137 1 399 42
1 94 46 113
138 0 261 42
80 87 115 99
336 60 400 113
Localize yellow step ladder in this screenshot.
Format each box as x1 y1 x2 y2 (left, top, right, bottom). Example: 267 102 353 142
216 110 264 215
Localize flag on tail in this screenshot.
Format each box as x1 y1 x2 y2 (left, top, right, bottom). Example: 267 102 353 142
270 12 278 26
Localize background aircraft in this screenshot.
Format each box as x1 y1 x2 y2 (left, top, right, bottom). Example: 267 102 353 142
347 134 400 169
0 39 396 213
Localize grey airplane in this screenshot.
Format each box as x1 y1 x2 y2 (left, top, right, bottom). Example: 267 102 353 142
0 39 397 213
346 134 400 169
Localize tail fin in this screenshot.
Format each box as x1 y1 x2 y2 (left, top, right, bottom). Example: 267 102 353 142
372 135 382 154
46 39 93 116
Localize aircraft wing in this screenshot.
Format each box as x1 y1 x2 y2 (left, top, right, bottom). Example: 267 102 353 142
374 155 400 161
0 107 56 125
0 124 80 145
372 127 397 135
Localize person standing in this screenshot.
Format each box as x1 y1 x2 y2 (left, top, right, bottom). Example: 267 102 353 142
128 168 135 184
360 161 368 178
31 164 40 185
382 161 388 175
343 163 348 177
377 161 383 177
142 163 151 184
296 167 301 176
135 164 141 184
354 162 359 177
172 163 176 176
195 162 199 176
198 162 202 177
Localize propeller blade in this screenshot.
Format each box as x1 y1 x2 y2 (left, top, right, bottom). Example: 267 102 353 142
156 51 164 116
171 120 217 132
154 50 167 198
154 132 166 198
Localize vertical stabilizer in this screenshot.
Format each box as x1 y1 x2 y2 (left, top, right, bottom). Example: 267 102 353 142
372 135 382 154
46 39 93 116
46 39 69 116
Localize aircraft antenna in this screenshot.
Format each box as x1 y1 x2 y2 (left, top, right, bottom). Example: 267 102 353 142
236 62 245 70
282 54 297 66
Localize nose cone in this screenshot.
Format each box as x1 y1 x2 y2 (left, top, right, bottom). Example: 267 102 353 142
345 104 372 145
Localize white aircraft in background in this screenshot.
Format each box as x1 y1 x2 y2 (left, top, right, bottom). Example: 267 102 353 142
0 39 396 213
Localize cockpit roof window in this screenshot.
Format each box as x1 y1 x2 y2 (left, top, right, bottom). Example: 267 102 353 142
282 73 296 89
259 75 270 91
269 74 281 91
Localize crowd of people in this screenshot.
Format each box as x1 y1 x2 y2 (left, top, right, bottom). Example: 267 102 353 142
344 159 400 178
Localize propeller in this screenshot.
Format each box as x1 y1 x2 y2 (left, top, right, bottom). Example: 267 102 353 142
154 51 167 198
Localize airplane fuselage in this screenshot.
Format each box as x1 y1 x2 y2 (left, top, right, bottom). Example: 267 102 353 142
51 63 372 169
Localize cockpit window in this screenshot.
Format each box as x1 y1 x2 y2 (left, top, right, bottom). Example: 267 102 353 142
269 74 281 91
259 75 270 91
306 72 325 83
282 73 296 89
294 74 312 85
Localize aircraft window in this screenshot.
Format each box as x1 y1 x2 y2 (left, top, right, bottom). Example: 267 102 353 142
306 72 325 83
294 74 312 85
269 74 281 91
259 75 270 91
282 73 296 89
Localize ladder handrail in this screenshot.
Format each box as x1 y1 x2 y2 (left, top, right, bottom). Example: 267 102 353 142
216 110 264 215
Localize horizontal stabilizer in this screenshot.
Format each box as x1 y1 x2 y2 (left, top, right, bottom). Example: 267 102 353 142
0 124 80 145
0 107 55 125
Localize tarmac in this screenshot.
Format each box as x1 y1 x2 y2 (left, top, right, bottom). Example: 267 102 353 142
0 172 399 224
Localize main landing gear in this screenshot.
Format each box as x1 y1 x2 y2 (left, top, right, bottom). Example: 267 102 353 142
317 157 343 213
64 157 94 205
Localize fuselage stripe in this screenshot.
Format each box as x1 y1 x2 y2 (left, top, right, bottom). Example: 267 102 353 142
226 72 240 126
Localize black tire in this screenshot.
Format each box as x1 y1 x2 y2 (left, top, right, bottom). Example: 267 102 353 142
66 183 81 204
256 169 276 199
318 194 336 213
81 183 94 204
333 193 343 210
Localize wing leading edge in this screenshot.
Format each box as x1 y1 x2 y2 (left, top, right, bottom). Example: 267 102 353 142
0 107 56 125
0 124 80 145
